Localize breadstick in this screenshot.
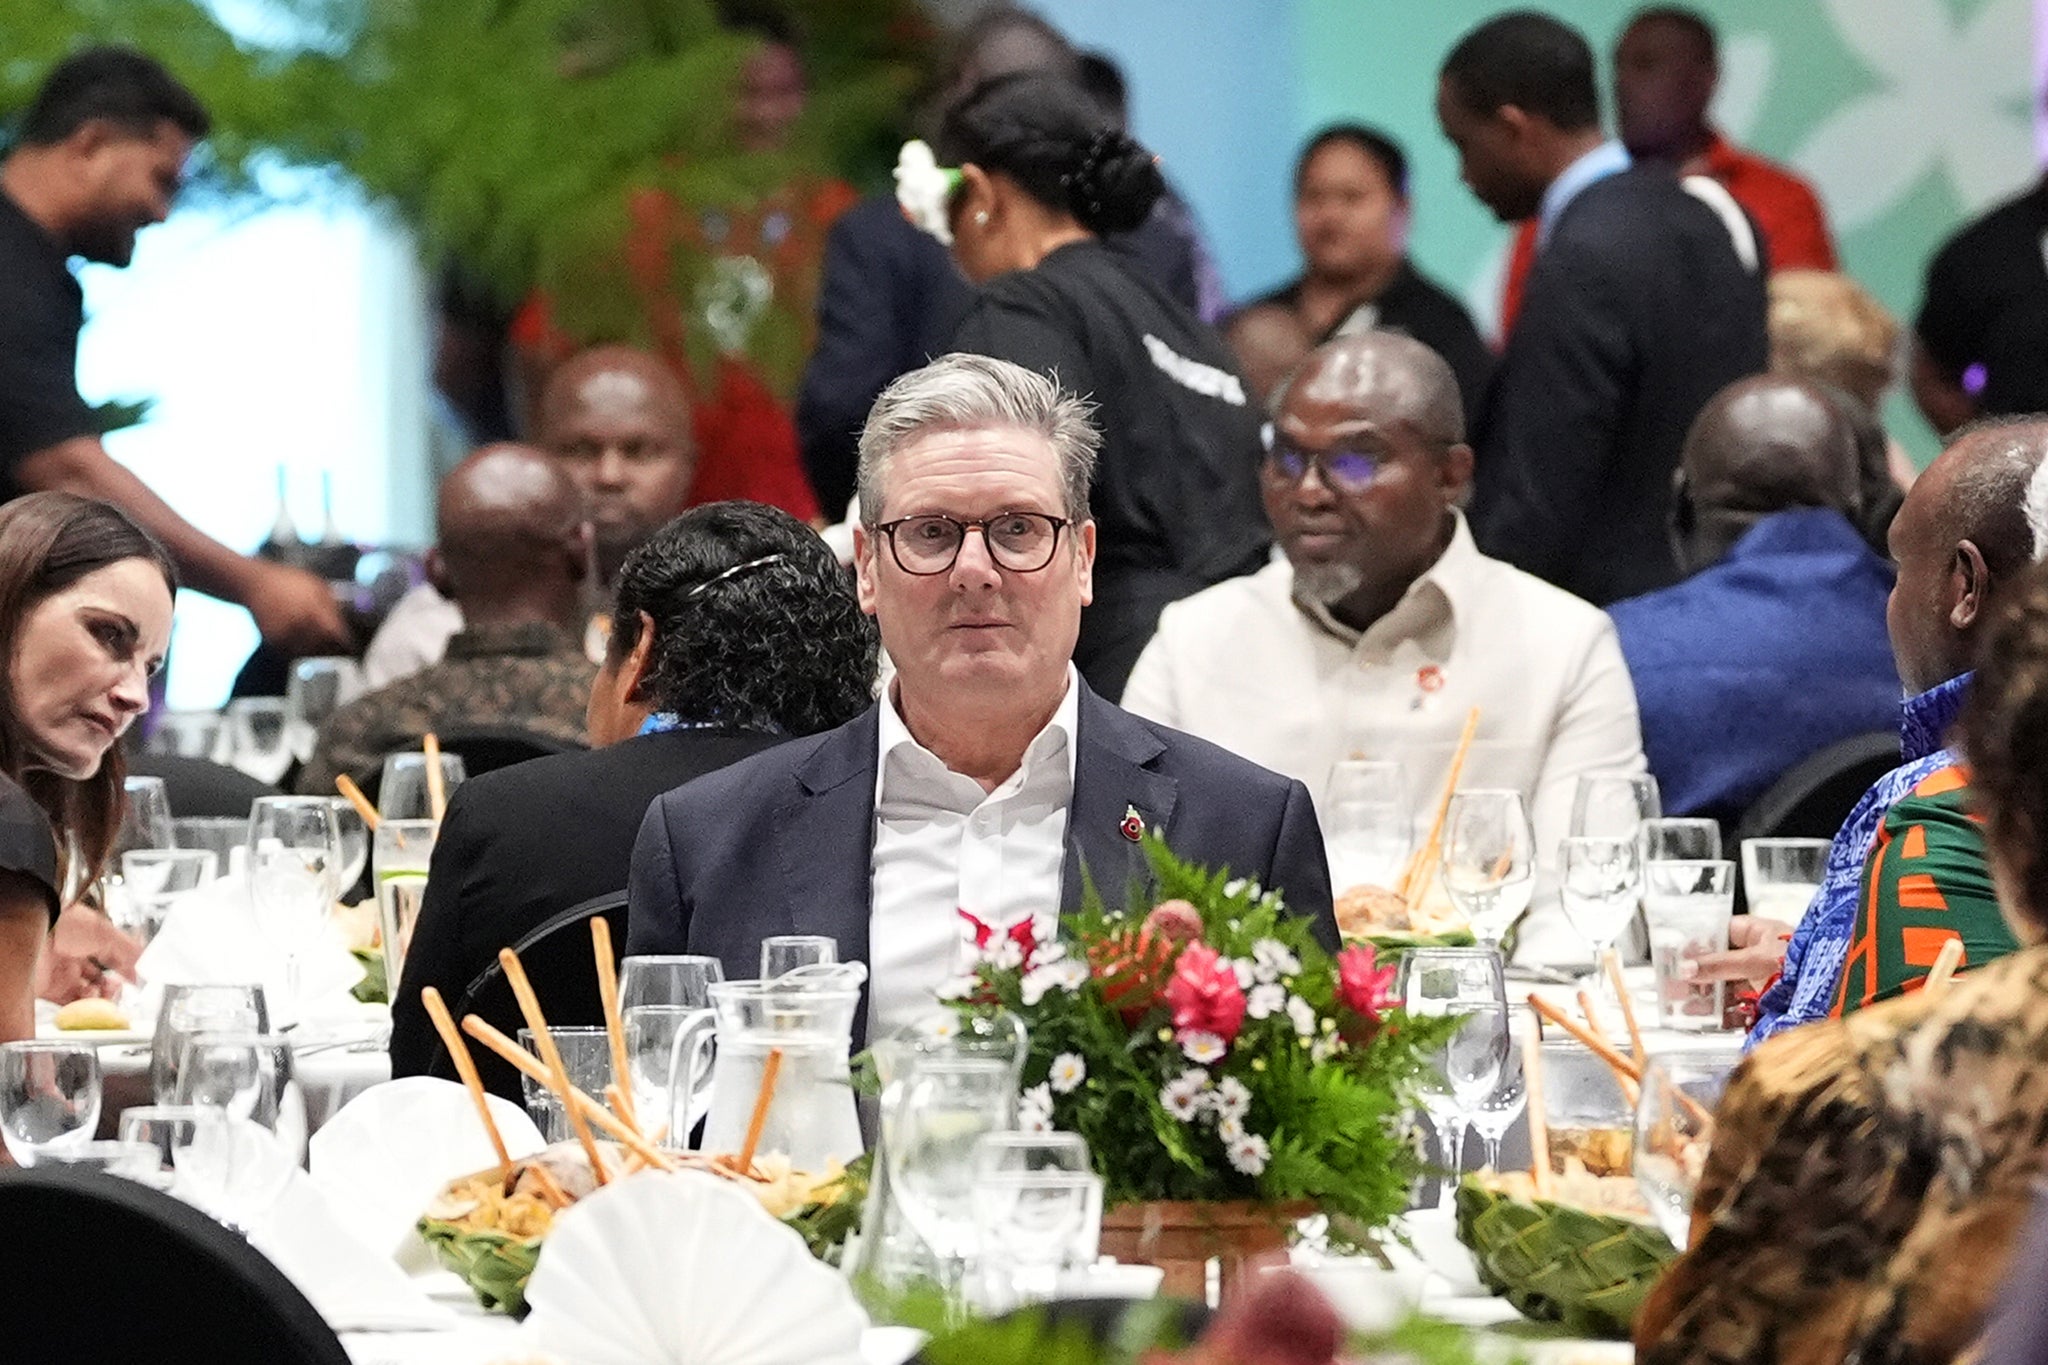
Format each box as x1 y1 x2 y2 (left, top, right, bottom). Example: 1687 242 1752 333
1529 994 1643 1083
334 774 379 833
1523 1029 1552 1200
422 734 448 823
592 918 634 1129
1577 988 1638 1106
497 947 608 1183
1401 707 1482 905
461 1014 677 1172
1923 936 1966 994
421 986 511 1175
1601 949 1647 1064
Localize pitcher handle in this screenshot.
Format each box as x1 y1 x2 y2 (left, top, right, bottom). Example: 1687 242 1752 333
665 1012 717 1149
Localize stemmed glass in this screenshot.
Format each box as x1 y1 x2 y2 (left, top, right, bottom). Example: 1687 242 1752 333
1397 947 1510 1206
0 1041 102 1166
372 818 436 995
247 796 342 1013
619 955 725 1012
150 984 269 1105
328 798 370 897
173 1031 308 1166
1632 1046 1744 1248
224 697 292 785
884 1056 1017 1311
377 752 466 822
284 657 363 763
1323 759 1412 895
146 710 227 761
120 848 217 945
761 935 836 978
1439 790 1535 949
1571 772 1661 840
116 775 175 859
1466 1007 1531 1175
1558 835 1643 993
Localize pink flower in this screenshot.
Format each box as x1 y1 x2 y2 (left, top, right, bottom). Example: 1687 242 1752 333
1163 942 1247 1043
1141 899 1204 947
1335 944 1397 1022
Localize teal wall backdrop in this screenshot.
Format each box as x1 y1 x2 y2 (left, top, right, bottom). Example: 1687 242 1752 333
1035 0 2037 463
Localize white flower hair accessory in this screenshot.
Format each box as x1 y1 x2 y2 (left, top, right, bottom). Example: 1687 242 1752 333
894 139 963 245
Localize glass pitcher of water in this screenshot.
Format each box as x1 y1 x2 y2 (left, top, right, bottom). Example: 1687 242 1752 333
679 977 866 1170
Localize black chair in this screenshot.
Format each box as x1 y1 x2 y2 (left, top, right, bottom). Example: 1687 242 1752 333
354 723 588 805
126 751 283 817
438 889 628 1101
0 1166 352 1365
1734 729 1901 843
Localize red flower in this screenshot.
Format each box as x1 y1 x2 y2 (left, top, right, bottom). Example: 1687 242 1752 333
959 908 1042 971
1163 942 1247 1043
1335 944 1397 1022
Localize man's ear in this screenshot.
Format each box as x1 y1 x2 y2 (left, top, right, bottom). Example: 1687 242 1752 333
424 547 449 599
852 522 880 617
1441 443 1475 508
1951 540 1991 630
620 609 659 702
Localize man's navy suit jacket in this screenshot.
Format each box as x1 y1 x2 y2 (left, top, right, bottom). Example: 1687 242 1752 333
625 683 1336 1041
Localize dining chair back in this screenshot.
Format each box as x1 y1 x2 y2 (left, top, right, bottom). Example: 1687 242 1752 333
1734 729 1902 842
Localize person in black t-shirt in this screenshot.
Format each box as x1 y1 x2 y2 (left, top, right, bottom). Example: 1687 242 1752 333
1911 174 2048 438
0 47 348 657
912 72 1269 699
0 494 176 1046
1231 125 1493 422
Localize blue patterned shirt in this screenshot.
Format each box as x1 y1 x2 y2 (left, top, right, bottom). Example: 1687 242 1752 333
1747 672 1973 1045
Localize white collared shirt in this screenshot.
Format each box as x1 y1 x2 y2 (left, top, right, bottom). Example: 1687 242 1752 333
1122 516 1646 962
867 667 1080 1039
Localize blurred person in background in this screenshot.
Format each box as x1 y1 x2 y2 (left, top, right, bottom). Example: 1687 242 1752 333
923 72 1268 698
1911 165 2048 437
1230 126 1492 425
0 495 174 1037
390 501 876 1097
0 47 348 658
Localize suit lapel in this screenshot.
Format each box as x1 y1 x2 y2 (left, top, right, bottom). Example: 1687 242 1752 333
776 707 879 971
1063 686 1179 914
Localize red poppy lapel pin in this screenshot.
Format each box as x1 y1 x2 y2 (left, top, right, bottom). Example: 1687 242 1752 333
1120 804 1145 842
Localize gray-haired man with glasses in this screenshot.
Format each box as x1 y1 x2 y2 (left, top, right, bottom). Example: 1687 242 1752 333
628 353 1336 1042
1123 332 1645 963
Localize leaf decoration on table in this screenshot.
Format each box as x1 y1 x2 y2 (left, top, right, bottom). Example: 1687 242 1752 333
1454 1174 1677 1339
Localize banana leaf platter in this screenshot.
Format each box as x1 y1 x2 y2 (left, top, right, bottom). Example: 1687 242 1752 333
1453 1175 1676 1338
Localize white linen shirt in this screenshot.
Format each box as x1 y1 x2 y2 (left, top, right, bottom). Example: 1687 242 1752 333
1122 516 1645 962
867 667 1080 1039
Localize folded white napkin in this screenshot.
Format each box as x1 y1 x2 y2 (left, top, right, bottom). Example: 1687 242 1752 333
136 869 364 1025
309 1076 547 1265
520 1170 869 1365
249 1167 459 1333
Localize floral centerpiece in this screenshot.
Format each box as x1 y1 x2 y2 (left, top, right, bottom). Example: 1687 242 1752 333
943 837 1455 1290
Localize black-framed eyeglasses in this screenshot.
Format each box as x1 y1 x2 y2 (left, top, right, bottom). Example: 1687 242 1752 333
873 512 1070 575
1261 439 1387 495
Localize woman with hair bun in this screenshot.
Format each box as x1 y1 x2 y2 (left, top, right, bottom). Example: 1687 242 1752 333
902 72 1268 699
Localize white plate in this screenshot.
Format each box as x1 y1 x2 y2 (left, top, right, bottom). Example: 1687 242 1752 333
34 1024 152 1047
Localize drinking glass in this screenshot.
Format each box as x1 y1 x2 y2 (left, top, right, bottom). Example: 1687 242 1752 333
119 1104 208 1190
518 1027 611 1143
285 657 363 762
173 1031 307 1165
1466 1007 1531 1175
1641 818 1722 863
1644 860 1737 1031
1570 772 1661 840
146 710 227 761
1740 838 1830 926
247 796 343 1010
224 697 292 784
0 1041 102 1166
1396 947 1508 1205
150 984 269 1104
372 818 436 994
172 817 251 878
377 752 467 822
1439 789 1535 949
972 1129 1092 1177
329 798 371 897
116 775 176 859
972 1161 1104 1311
35 1140 161 1181
624 1004 714 1146
618 955 724 1012
1558 835 1643 988
761 935 837 979
1633 1046 1745 1247
120 848 217 945
1322 759 1412 895
884 1056 1017 1304
1541 1039 1636 1178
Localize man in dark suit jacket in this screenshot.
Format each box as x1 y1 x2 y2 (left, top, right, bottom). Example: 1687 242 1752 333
1436 12 1767 606
629 354 1334 1045
389 502 878 1092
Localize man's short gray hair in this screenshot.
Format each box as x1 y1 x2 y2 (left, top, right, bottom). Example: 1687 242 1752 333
856 353 1100 524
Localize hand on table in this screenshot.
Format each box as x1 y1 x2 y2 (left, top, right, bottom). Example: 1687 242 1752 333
246 560 351 655
35 903 141 1005
1682 915 1794 992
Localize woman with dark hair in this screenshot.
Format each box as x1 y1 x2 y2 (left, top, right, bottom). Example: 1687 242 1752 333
898 72 1266 700
0 493 175 1042
1228 126 1491 417
1637 558 2048 1361
389 501 876 1095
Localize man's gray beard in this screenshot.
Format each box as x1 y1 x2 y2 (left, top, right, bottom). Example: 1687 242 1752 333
1291 559 1363 610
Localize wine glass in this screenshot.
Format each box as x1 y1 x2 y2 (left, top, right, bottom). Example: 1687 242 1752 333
618 955 724 1012
173 1031 308 1166
1641 818 1722 863
246 795 342 1013
0 1041 102 1165
377 752 467 822
1439 789 1535 949
1558 835 1643 992
1323 759 1412 894
884 1056 1017 1309
761 935 836 979
224 697 293 784
116 775 176 859
120 848 217 945
285 657 363 762
1571 772 1661 840
1397 947 1508 1206
328 798 370 897
1466 1008 1530 1176
150 984 269 1105
373 818 436 995
146 710 227 761
172 817 251 879
1633 1046 1745 1247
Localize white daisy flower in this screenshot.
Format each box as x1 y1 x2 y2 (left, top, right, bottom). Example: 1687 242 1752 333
924 1011 962 1038
1053 959 1089 991
1019 1107 1053 1134
1227 1132 1271 1176
934 976 978 1003
1217 1113 1245 1142
1160 1083 1203 1122
985 937 1025 971
1020 1082 1053 1115
1251 939 1301 982
1222 878 1249 898
893 140 963 245
1245 983 1287 1020
1212 1076 1252 1119
1231 957 1258 990
1310 1034 1344 1063
1170 1067 1212 1097
1285 995 1318 1038
1180 1031 1228 1064
1049 1053 1087 1094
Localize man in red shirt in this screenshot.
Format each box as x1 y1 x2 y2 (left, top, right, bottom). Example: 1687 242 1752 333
1500 6 1835 336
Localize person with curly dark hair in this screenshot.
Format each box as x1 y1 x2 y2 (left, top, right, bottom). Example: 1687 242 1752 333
388 501 876 1096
